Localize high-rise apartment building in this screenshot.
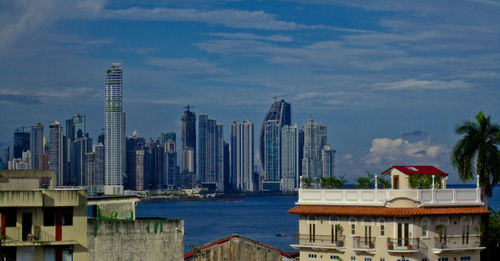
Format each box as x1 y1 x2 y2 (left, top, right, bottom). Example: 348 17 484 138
181 106 196 186
71 137 92 185
14 130 30 159
48 121 64 186
281 124 299 192
126 133 146 190
104 63 125 194
198 115 224 192
321 144 335 178
302 115 327 179
164 133 177 189
230 120 254 192
93 143 105 186
30 123 43 169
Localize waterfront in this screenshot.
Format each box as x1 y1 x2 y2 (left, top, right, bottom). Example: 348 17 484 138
136 187 500 253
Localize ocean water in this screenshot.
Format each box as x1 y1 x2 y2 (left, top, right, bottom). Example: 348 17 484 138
135 188 500 253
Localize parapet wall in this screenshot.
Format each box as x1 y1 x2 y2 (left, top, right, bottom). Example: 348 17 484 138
88 218 184 261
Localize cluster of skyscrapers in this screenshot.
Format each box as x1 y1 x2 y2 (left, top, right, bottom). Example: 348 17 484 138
0 64 335 194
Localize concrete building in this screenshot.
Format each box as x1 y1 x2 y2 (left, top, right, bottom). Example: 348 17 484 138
0 170 88 260
104 63 125 194
230 120 255 192
321 145 335 178
48 121 64 186
184 234 293 261
289 165 488 261
281 124 299 192
164 134 177 189
13 130 30 159
30 123 43 170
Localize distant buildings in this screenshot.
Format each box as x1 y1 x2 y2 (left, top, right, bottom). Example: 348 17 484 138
302 115 328 179
48 121 64 186
104 63 125 194
13 129 30 159
231 120 255 192
181 106 196 188
198 114 224 192
281 124 299 192
30 123 43 169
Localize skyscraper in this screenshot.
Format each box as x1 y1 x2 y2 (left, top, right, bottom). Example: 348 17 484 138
14 129 30 159
66 114 86 140
231 120 254 191
181 105 196 186
126 133 146 190
321 144 336 178
302 115 328 179
263 120 281 191
30 123 43 169
259 99 291 171
49 121 64 186
198 115 224 192
163 132 177 189
105 63 125 194
281 124 299 191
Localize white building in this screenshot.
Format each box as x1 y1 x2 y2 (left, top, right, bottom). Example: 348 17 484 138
231 120 255 191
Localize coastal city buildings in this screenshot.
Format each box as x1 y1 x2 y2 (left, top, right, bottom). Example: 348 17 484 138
289 165 488 261
198 114 225 192
302 115 330 179
281 124 300 192
181 106 196 188
104 63 125 194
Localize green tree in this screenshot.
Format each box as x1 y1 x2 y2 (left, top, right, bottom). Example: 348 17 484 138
376 176 391 189
356 172 374 189
302 177 313 188
451 111 500 261
451 111 500 207
332 175 346 188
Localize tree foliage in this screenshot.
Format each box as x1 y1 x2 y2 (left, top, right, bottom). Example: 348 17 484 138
356 172 374 189
408 175 442 189
318 176 346 189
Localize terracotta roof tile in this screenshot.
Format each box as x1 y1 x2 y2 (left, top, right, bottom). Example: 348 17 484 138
288 205 488 217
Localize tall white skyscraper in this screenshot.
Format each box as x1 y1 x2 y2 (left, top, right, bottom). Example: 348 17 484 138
105 63 125 194
281 124 299 191
231 120 254 191
48 121 64 186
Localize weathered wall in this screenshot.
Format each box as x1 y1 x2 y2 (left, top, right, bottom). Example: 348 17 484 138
0 170 56 190
189 237 287 261
88 218 184 261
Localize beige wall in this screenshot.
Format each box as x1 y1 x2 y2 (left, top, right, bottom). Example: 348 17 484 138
0 170 56 190
296 214 481 261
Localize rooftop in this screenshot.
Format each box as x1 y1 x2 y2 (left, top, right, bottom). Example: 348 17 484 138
382 165 448 177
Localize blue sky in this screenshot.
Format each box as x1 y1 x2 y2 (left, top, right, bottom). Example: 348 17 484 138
1 0 499 182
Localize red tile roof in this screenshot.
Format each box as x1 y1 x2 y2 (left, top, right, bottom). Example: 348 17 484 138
184 234 290 259
288 205 488 217
381 165 448 177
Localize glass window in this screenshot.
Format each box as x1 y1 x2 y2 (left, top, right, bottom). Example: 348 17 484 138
352 224 355 235
61 207 73 226
351 257 356 261
438 258 449 261
381 225 385 236
330 256 339 260
308 254 317 258
1 208 17 227
44 207 55 226
364 258 372 261
380 259 385 261
460 257 471 261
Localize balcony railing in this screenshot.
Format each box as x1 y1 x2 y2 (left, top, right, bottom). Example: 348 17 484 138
297 188 482 206
434 235 482 249
387 238 420 251
292 234 345 248
352 236 376 250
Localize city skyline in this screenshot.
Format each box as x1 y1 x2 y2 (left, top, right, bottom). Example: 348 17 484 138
1 1 499 182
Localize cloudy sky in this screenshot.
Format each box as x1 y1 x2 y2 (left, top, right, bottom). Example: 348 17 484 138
1 0 499 183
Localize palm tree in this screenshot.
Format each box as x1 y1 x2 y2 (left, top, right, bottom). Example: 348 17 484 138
451 111 500 207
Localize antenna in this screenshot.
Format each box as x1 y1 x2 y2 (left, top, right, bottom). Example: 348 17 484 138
273 95 283 102
184 105 195 111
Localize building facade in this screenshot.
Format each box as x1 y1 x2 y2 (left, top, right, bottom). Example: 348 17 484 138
104 63 125 194
30 123 43 170
230 120 255 192
281 124 300 192
289 165 487 261
263 120 281 191
198 115 224 192
181 106 196 183
302 115 328 179
48 121 64 186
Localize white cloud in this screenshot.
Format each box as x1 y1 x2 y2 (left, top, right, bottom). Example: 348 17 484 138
373 79 473 90
146 57 229 77
364 137 448 167
209 33 293 42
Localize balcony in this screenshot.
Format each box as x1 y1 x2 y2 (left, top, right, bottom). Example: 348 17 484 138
1 226 77 247
433 235 484 254
297 188 482 207
291 234 346 251
352 236 376 253
387 238 421 253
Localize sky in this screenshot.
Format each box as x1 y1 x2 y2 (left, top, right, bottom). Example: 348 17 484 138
1 0 499 183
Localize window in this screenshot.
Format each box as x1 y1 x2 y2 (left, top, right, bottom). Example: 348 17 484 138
462 225 470 244
397 259 409 261
309 224 316 242
351 257 356 261
422 224 427 237
438 258 449 261
44 207 55 226
422 259 428 261
364 258 372 261
380 225 385 236
1 208 17 227
330 256 339 260
308 254 317 258
460 257 471 261
61 207 73 226
352 224 355 235
380 259 385 261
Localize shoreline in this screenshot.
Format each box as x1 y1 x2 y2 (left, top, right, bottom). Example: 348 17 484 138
140 191 298 202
